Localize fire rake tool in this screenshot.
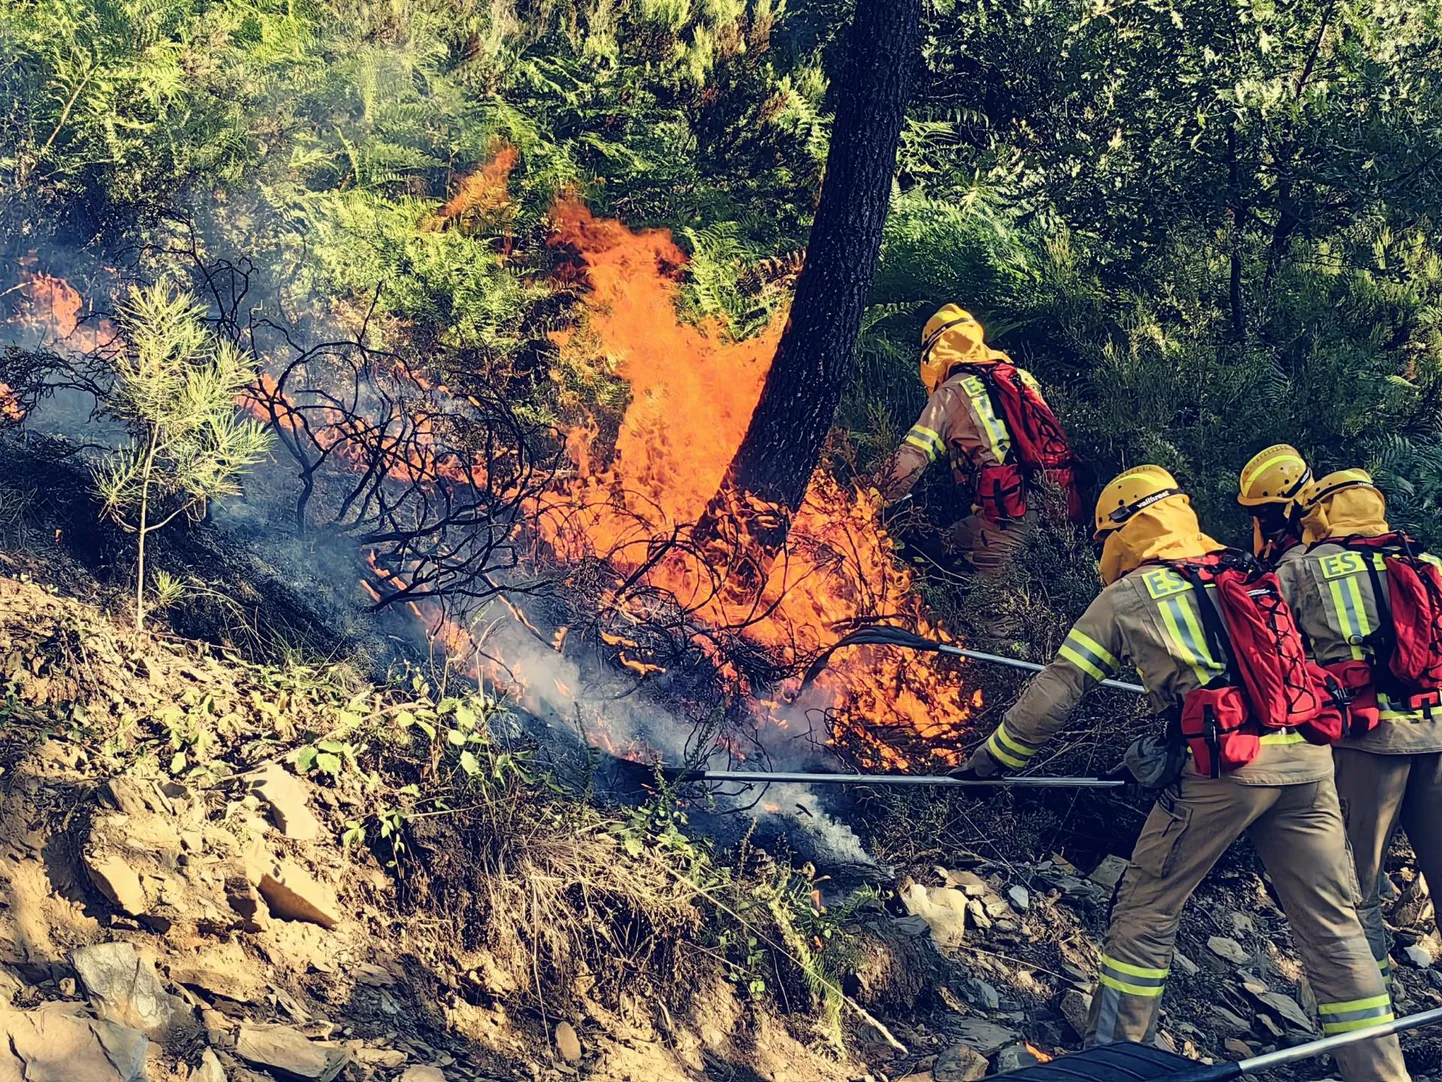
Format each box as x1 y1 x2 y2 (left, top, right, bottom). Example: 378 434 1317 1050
1001 1004 1442 1080
661 768 1123 789
800 625 1146 695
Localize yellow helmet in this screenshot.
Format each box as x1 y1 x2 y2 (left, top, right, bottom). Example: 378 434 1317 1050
1093 465 1185 541
1300 468 1378 509
1238 445 1311 508
919 304 986 394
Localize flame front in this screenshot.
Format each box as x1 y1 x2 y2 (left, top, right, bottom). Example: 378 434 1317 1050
536 200 977 767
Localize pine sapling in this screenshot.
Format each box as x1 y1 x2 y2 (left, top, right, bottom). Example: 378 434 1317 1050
92 283 272 630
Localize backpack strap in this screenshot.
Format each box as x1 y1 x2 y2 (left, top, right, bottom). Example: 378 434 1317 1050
958 364 1016 467
1169 560 1239 690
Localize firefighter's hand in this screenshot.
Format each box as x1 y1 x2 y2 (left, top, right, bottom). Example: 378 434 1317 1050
862 486 887 517
949 743 1005 781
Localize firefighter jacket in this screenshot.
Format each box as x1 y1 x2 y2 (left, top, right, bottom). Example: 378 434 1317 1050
880 357 1045 508
1276 543 1442 755
985 564 1334 786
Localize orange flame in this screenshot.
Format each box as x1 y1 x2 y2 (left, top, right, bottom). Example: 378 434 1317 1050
429 143 519 232
6 259 113 351
535 200 977 767
0 383 23 424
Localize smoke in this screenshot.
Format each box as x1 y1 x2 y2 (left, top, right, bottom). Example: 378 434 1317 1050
0 180 898 877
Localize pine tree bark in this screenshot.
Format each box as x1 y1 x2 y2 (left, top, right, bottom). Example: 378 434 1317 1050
700 0 922 543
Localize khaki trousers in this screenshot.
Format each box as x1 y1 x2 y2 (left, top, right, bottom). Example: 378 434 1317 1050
949 511 1035 578
1335 748 1442 989
1086 773 1409 1082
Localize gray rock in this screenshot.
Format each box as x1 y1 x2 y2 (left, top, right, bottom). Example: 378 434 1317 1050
892 915 932 937
984 898 1013 919
947 1019 1020 1056
994 1043 1041 1073
943 869 989 897
236 1023 348 1080
554 1021 582 1063
192 1048 227 1082
900 883 968 948
1061 989 1092 1037
255 861 340 929
1207 936 1249 965
1172 951 1199 977
252 763 323 842
934 1043 989 1081
966 899 992 930
1007 886 1030 911
967 979 1001 1010
0 1004 150 1081
1211 1005 1252 1032
1255 991 1314 1034
399 1069 447 1082
1088 855 1129 891
72 941 185 1038
0 966 22 1004
1406 943 1434 968
86 853 147 916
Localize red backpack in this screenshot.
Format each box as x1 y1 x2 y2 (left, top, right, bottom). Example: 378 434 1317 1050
970 360 1084 524
1337 533 1442 716
1164 552 1345 776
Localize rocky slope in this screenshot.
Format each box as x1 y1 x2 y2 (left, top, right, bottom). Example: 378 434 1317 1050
1 568 1440 1082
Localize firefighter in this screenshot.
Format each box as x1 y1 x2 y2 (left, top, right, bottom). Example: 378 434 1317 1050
1237 444 1312 570
1276 469 1442 996
874 304 1079 577
954 465 1408 1081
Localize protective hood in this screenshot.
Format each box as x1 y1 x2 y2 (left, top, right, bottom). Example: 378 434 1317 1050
922 303 986 371
1301 486 1390 544
1099 496 1224 586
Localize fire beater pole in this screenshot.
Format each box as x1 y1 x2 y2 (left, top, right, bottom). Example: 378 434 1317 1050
664 769 1124 789
800 624 1146 695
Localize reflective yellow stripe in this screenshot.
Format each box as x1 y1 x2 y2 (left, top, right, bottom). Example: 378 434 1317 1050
1248 450 1305 485
991 723 1036 760
1159 595 1217 686
1176 596 1219 673
1059 644 1108 681
903 424 945 462
1098 973 1166 997
1068 629 1120 672
1319 994 1393 1014
1345 575 1372 638
1259 730 1307 745
961 377 1011 460
1102 955 1169 979
1322 1013 1394 1035
1327 576 1365 661
903 433 939 461
985 733 1028 769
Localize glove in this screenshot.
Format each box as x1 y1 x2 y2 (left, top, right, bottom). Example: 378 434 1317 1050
948 743 1005 780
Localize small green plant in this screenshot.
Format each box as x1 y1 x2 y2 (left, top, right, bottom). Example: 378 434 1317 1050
92 283 272 630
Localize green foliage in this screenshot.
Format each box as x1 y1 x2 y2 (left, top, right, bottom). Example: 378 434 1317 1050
92 283 271 629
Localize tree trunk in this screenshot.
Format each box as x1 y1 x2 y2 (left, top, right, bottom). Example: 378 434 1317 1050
700 0 922 545
1227 123 1246 340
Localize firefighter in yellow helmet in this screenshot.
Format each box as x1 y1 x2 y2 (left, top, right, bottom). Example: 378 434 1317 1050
1237 444 1312 570
873 304 1078 578
1275 470 1442 996
953 466 1408 1081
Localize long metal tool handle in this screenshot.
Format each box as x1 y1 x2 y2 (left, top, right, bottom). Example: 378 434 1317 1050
674 769 1124 789
1238 1005 1442 1077
1163 1005 1442 1081
935 643 1147 695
